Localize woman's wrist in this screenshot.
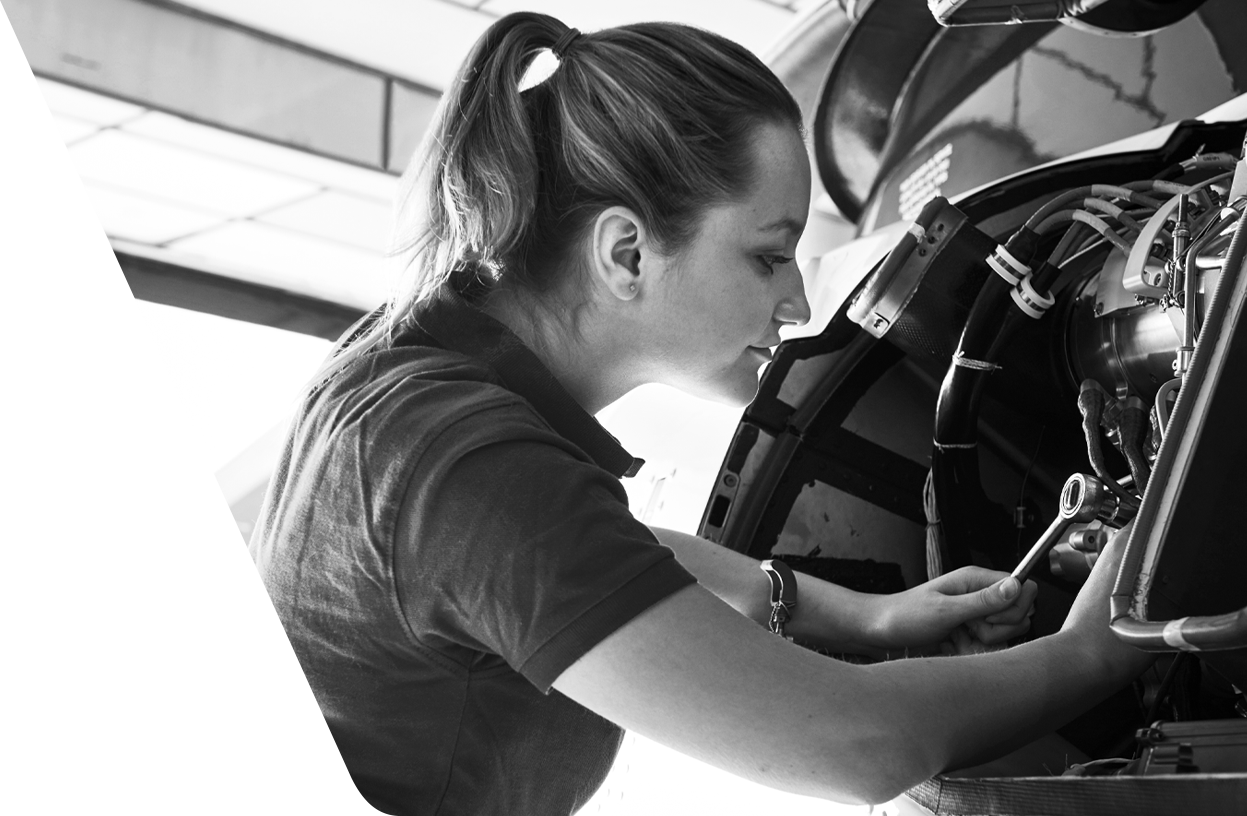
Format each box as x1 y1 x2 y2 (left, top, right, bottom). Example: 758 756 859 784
784 575 890 653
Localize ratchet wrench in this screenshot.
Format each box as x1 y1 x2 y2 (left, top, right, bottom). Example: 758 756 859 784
1011 472 1137 584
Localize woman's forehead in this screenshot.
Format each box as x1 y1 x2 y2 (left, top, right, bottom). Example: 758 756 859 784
744 124 810 232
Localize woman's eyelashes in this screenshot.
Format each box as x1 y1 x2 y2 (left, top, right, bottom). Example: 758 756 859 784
758 254 795 275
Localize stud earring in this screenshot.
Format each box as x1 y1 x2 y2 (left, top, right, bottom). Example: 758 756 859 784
629 283 637 293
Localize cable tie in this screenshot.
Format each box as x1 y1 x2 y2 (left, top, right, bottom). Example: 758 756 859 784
953 354 1000 372
907 223 927 242
934 441 977 450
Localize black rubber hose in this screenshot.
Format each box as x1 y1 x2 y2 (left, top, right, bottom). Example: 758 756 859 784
1117 403 1151 495
1077 382 1108 474
1075 381 1135 504
930 196 1119 566
930 234 1037 566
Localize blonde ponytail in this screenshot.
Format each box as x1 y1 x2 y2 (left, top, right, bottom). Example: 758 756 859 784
314 12 801 385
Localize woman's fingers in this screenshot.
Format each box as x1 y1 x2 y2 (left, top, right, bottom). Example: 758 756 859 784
943 624 1005 655
982 606 1026 626
981 580 1038 624
932 565 1006 595
967 615 1032 645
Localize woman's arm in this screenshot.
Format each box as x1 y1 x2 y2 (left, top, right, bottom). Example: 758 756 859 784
649 526 1037 653
553 530 1149 805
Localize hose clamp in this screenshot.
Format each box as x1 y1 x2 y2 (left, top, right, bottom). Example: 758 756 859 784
1010 275 1056 319
987 244 1030 286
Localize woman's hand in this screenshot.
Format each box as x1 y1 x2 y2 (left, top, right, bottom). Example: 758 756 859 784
872 567 1038 652
1059 521 1154 678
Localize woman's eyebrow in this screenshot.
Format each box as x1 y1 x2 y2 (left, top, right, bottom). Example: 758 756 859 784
756 216 805 235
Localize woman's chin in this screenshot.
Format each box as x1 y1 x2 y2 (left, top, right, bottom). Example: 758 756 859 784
665 361 767 407
707 372 765 408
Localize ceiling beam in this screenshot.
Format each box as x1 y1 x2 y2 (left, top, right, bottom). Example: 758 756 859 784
7 0 440 173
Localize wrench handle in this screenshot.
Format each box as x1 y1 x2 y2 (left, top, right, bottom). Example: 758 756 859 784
1011 514 1074 584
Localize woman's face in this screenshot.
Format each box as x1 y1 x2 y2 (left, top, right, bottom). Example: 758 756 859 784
645 122 812 406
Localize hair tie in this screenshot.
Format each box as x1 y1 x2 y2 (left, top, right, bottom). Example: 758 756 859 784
551 28 580 60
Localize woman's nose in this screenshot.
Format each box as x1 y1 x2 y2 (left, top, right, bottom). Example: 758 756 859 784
774 263 811 327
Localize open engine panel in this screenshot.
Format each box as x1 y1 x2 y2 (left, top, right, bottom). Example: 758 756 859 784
700 116 1247 798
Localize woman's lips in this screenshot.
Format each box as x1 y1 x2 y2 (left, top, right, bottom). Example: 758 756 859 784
749 345 774 361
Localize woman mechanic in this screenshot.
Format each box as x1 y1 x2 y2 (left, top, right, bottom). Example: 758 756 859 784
250 12 1151 815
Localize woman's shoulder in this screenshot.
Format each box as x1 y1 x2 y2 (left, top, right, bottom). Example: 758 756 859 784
309 342 558 451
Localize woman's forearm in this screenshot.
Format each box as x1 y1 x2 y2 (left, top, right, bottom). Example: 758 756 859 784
554 580 1146 805
649 525 885 651
865 629 1138 776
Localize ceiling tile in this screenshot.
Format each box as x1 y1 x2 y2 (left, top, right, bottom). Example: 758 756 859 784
256 191 394 253
67 128 323 216
480 0 794 55
165 220 396 309
51 113 102 145
172 0 494 90
35 76 145 125
80 182 229 245
121 111 399 202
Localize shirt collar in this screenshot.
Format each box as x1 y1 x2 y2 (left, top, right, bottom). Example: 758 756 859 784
402 288 645 479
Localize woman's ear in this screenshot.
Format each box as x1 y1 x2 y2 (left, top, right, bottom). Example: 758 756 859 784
591 207 646 301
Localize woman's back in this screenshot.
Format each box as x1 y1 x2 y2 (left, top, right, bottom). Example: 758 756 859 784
251 291 693 814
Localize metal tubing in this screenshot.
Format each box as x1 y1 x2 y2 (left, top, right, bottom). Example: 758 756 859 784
1110 201 1247 651
1113 608 1247 652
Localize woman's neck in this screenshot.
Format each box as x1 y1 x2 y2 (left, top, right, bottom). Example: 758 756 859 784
480 287 642 415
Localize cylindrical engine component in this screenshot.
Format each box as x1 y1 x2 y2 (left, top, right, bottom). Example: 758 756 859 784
1069 527 1110 552
1064 270 1210 403
1049 542 1098 580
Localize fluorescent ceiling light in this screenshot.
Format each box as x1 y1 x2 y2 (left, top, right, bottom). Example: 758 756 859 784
122 110 399 201
256 191 394 253
166 220 396 309
67 127 323 216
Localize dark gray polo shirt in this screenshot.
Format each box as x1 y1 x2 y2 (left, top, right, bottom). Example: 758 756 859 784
250 289 696 815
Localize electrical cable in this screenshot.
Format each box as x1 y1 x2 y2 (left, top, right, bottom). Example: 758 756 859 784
1145 653 1190 726
1072 212 1134 255
1080 198 1144 234
1025 186 1164 231
1137 179 1196 197
1013 425 1046 563
1049 223 1091 267
923 470 944 581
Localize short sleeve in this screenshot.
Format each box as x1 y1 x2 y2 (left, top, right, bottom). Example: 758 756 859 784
393 405 697 692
